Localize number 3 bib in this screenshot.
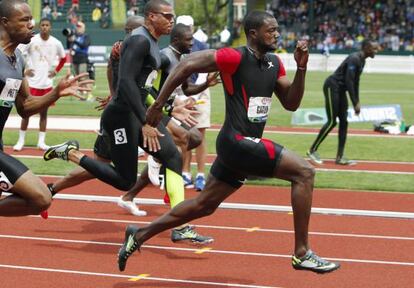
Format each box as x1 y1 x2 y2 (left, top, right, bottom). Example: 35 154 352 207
247 97 272 123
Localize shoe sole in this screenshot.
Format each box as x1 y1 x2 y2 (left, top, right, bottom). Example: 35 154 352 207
293 264 340 274
171 237 214 245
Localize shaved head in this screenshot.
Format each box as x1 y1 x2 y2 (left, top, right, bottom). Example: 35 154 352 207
0 0 26 18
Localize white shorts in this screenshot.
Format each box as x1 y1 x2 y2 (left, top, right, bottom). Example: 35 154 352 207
194 89 211 129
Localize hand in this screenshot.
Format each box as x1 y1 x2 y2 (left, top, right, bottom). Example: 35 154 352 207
24 69 35 77
171 103 200 127
48 70 57 78
354 103 361 115
183 97 196 109
56 69 94 99
142 124 164 152
95 95 112 111
146 103 164 127
294 40 309 69
206 72 220 87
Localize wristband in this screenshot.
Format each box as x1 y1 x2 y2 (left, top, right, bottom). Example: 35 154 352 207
297 66 307 71
164 103 174 117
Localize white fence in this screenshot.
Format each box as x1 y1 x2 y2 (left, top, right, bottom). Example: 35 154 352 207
277 53 414 74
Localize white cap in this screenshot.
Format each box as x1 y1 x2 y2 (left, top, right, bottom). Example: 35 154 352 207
176 15 194 26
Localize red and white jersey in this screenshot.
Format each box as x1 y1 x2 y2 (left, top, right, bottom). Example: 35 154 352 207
18 34 66 89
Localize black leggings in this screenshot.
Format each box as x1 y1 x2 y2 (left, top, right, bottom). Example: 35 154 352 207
79 104 182 191
309 78 348 158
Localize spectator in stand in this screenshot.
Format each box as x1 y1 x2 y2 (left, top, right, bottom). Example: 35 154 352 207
72 0 79 11
58 0 65 10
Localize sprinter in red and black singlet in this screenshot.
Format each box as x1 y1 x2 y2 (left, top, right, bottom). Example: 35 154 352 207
118 11 340 274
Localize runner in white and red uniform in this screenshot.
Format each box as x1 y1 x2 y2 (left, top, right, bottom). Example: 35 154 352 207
118 10 340 274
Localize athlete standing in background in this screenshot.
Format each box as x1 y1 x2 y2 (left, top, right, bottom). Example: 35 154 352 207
307 40 378 165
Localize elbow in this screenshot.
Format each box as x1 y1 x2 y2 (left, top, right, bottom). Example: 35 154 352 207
286 105 299 112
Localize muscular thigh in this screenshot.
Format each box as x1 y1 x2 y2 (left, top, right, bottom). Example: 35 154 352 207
102 106 140 180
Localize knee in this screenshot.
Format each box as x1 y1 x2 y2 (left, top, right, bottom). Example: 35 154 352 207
32 188 52 213
187 129 202 150
297 161 315 184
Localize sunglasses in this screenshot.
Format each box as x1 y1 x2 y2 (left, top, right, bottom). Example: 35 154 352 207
152 11 175 21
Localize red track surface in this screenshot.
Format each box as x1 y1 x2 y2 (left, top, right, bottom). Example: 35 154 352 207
6 146 414 174
2 135 414 287
1 179 414 287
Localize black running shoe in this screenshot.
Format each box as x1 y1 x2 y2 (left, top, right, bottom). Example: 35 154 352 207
118 225 141 271
43 140 79 161
292 250 340 273
47 183 57 196
171 225 214 245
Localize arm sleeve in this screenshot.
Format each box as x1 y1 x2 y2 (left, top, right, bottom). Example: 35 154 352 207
117 35 150 124
215 47 242 75
345 56 360 107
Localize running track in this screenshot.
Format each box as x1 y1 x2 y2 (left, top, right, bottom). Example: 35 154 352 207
1 175 414 287
2 127 414 287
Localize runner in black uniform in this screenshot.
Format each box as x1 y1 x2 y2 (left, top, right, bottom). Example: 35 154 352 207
117 11 340 274
307 40 378 165
44 0 213 244
0 0 91 217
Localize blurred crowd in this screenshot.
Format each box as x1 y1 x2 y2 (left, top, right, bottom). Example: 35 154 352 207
267 0 414 52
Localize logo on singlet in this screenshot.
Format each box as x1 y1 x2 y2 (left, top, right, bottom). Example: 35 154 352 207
0 171 13 191
267 61 274 69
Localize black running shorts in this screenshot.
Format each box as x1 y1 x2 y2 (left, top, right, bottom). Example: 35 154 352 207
211 127 284 188
0 150 29 191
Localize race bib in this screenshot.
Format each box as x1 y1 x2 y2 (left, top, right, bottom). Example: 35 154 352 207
247 97 272 123
144 70 158 88
114 128 128 145
0 78 22 108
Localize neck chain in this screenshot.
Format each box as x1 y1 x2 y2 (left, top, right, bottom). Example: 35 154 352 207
169 45 182 56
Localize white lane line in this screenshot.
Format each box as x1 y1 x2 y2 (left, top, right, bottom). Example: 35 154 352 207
13 155 414 175
28 215 414 241
0 234 413 267
208 128 414 138
315 168 414 175
0 264 281 288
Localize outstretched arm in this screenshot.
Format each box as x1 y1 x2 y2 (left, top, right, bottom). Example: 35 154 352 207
274 40 308 111
146 49 218 127
15 71 93 118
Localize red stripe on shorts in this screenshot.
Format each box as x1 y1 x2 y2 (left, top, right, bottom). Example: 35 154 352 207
261 138 275 160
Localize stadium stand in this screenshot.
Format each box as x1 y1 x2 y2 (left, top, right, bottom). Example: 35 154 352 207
268 0 414 52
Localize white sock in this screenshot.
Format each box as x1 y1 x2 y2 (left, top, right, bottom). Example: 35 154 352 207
17 130 26 143
196 173 205 178
182 172 192 178
38 131 46 145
